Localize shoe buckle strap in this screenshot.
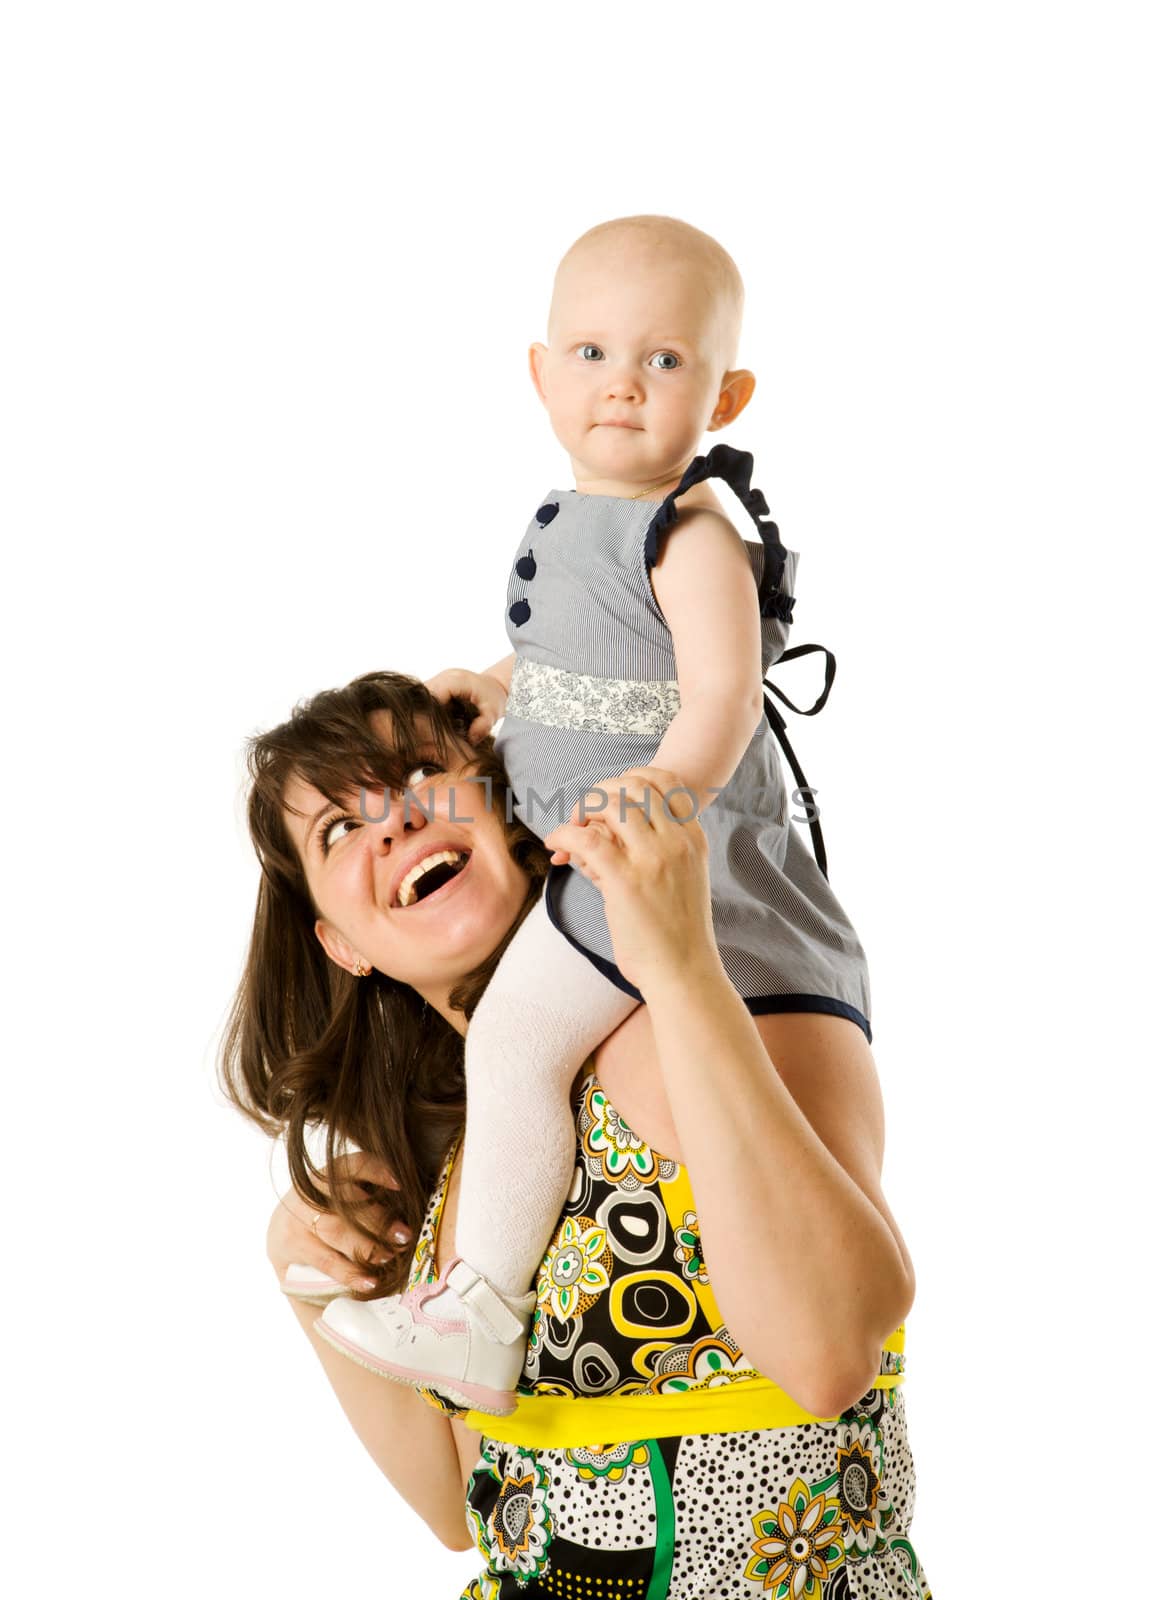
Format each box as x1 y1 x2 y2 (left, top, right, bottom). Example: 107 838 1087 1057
448 1260 527 1344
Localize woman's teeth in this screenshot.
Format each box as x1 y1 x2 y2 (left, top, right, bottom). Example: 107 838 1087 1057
396 850 469 907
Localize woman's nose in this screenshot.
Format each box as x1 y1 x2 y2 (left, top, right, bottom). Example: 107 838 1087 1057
358 784 427 848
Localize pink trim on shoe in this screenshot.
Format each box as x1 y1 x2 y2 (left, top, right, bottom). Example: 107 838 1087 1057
312 1317 517 1414
398 1257 467 1336
379 1364 515 1414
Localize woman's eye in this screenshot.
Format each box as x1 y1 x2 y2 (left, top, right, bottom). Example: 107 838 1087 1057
400 763 446 809
320 765 444 853
651 351 681 370
575 344 604 362
323 816 360 852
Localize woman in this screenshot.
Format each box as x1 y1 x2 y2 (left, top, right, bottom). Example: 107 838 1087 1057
222 669 932 1597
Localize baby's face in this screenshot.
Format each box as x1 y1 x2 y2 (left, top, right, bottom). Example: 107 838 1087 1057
533 243 739 488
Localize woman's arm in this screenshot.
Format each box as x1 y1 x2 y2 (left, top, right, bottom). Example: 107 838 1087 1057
280 1295 473 1550
266 1166 473 1552
647 524 912 1406
545 772 915 1421
640 987 915 1419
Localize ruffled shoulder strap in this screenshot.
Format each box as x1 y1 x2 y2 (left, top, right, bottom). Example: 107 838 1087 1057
645 444 844 882
643 443 793 622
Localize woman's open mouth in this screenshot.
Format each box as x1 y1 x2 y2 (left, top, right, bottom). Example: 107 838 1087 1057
394 849 472 909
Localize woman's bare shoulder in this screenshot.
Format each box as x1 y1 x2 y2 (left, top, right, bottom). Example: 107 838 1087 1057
754 1011 887 1174
592 1005 683 1157
594 1005 887 1172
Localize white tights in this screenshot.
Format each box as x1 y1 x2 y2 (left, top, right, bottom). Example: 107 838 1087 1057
454 891 640 1297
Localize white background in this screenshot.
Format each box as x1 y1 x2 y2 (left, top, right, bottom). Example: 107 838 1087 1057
4 3 1168 1595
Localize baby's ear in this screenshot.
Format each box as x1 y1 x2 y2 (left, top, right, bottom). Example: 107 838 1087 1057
711 368 756 430
528 342 549 405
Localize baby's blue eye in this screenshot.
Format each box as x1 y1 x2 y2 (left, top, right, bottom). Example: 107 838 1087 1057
651 351 681 370
576 344 604 361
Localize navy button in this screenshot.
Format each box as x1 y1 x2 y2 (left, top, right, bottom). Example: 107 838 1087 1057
535 502 559 527
509 599 531 627
515 548 536 581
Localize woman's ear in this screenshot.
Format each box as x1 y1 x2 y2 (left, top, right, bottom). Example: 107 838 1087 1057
315 917 365 976
709 369 756 430
528 342 549 406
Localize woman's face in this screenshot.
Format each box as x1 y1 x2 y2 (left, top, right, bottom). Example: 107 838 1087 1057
285 712 532 1026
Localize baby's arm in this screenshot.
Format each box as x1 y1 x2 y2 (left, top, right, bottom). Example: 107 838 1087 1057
560 513 759 848
481 651 515 694
642 508 764 816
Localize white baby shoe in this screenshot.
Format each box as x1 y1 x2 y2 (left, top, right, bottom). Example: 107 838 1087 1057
281 1262 350 1307
314 1256 534 1415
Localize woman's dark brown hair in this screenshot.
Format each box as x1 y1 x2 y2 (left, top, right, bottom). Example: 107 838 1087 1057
219 669 549 1295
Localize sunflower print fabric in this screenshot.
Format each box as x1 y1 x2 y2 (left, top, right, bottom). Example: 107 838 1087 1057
409 1071 933 1599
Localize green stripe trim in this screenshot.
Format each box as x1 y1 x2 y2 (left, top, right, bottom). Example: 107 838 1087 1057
646 1440 676 1600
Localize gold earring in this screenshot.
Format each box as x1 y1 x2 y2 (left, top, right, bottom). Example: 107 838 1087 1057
353 961 371 978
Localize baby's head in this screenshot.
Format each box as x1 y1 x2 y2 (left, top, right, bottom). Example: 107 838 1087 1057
530 215 755 492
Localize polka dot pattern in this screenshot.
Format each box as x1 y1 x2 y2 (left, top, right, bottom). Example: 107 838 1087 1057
442 1073 933 1597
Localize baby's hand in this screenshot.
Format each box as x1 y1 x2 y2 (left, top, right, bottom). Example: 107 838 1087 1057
425 669 507 744
549 767 661 866
544 768 720 994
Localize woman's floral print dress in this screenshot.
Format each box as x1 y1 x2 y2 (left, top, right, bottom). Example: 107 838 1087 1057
410 1071 933 1600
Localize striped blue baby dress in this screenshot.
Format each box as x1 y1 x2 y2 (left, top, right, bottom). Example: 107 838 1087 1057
493 443 872 1040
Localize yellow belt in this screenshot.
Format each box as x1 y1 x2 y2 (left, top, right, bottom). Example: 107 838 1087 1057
466 1326 905 1449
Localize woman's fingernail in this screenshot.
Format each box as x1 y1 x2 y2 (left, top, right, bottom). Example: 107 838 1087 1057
358 1277 378 1290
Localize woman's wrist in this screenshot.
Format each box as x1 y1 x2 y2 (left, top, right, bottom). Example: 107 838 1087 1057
638 944 732 1014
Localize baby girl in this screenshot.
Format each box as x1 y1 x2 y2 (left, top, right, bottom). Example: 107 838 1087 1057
312 214 871 1414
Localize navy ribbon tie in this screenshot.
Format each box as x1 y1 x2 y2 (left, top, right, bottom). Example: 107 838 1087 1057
762 644 837 881
761 589 795 623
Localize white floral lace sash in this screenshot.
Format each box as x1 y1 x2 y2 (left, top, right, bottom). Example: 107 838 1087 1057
505 657 681 737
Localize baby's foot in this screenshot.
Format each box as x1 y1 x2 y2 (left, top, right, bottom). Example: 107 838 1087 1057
314 1257 535 1416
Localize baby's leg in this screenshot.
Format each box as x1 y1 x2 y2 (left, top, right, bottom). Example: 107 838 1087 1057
456 892 639 1296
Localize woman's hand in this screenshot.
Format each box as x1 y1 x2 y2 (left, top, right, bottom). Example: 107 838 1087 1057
543 766 723 995
425 668 507 744
266 1152 411 1294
